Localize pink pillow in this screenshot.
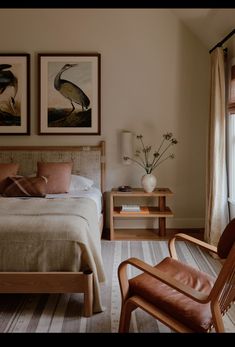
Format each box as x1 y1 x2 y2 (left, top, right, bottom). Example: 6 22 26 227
3 176 48 197
37 162 73 194
0 163 19 193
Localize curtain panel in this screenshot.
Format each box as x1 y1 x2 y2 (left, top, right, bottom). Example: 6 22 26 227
205 47 229 246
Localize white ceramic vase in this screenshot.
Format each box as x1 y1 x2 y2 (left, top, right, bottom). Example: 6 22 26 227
141 173 157 193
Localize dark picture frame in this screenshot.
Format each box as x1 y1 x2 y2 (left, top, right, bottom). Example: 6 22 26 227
0 54 30 135
38 53 101 135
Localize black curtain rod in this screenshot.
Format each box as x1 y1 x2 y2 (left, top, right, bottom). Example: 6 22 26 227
209 28 235 54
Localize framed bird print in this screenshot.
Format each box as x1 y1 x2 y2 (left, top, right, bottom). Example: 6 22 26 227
0 54 30 135
38 53 101 135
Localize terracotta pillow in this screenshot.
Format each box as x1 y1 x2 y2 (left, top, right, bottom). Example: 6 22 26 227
37 162 73 194
2 176 48 197
0 163 19 193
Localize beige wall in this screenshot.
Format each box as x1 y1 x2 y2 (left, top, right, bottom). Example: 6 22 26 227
0 9 210 228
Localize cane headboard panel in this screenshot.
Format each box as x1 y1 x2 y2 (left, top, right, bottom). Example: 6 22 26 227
0 141 105 192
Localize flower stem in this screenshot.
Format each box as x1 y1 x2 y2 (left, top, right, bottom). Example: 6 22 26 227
152 141 173 168
152 154 173 169
136 153 146 167
155 137 165 156
127 157 147 171
139 136 149 167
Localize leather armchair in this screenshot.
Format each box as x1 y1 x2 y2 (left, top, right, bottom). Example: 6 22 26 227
118 220 235 333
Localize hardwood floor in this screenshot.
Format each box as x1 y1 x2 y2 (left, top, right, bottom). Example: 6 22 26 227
102 228 204 241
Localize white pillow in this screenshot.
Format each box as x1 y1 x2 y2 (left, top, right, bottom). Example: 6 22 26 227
69 175 94 191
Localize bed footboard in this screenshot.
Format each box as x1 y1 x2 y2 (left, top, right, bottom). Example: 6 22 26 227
0 271 93 317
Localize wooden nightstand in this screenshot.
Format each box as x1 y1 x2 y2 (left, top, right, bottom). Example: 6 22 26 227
109 188 173 240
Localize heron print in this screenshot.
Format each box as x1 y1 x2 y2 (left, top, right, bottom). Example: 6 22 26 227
0 63 21 126
48 62 92 128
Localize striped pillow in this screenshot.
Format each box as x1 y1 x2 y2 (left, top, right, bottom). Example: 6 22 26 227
2 176 48 197
0 163 19 193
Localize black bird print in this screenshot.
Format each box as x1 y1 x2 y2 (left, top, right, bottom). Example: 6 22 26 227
0 64 18 113
54 64 90 117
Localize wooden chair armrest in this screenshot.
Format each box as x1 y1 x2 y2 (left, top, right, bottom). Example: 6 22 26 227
118 257 209 304
168 233 218 260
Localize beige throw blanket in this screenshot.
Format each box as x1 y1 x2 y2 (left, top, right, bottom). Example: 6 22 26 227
0 197 106 313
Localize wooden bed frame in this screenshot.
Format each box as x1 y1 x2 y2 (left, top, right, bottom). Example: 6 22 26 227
0 141 105 317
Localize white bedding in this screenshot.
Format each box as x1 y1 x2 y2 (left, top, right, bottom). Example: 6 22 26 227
46 187 102 216
0 186 103 216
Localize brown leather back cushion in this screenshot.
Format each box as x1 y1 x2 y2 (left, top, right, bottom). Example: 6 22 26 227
217 219 235 259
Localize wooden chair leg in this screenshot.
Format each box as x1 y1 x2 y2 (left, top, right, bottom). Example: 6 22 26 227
211 302 225 333
119 299 137 333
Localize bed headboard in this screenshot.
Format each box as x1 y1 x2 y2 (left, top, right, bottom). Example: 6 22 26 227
0 141 106 193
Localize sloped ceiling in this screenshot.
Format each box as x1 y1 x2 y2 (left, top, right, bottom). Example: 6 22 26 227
171 9 235 51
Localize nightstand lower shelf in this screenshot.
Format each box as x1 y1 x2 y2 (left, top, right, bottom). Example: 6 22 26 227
114 206 173 217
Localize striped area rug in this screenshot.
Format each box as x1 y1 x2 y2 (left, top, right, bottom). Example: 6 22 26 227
0 240 234 333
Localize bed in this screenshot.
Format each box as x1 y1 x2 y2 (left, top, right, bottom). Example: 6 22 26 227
0 141 106 316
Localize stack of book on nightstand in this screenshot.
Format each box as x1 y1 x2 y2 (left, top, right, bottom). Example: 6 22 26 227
120 205 149 214
121 205 140 212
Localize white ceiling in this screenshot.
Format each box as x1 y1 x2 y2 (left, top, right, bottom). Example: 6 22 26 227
171 9 235 50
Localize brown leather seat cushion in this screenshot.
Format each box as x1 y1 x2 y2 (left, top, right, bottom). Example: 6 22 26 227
129 257 215 332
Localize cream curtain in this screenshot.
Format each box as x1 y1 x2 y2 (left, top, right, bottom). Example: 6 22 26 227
205 47 229 246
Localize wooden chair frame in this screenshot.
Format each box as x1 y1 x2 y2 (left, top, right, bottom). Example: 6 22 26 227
118 233 235 332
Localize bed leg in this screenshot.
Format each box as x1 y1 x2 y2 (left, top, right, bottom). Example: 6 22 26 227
83 270 93 317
